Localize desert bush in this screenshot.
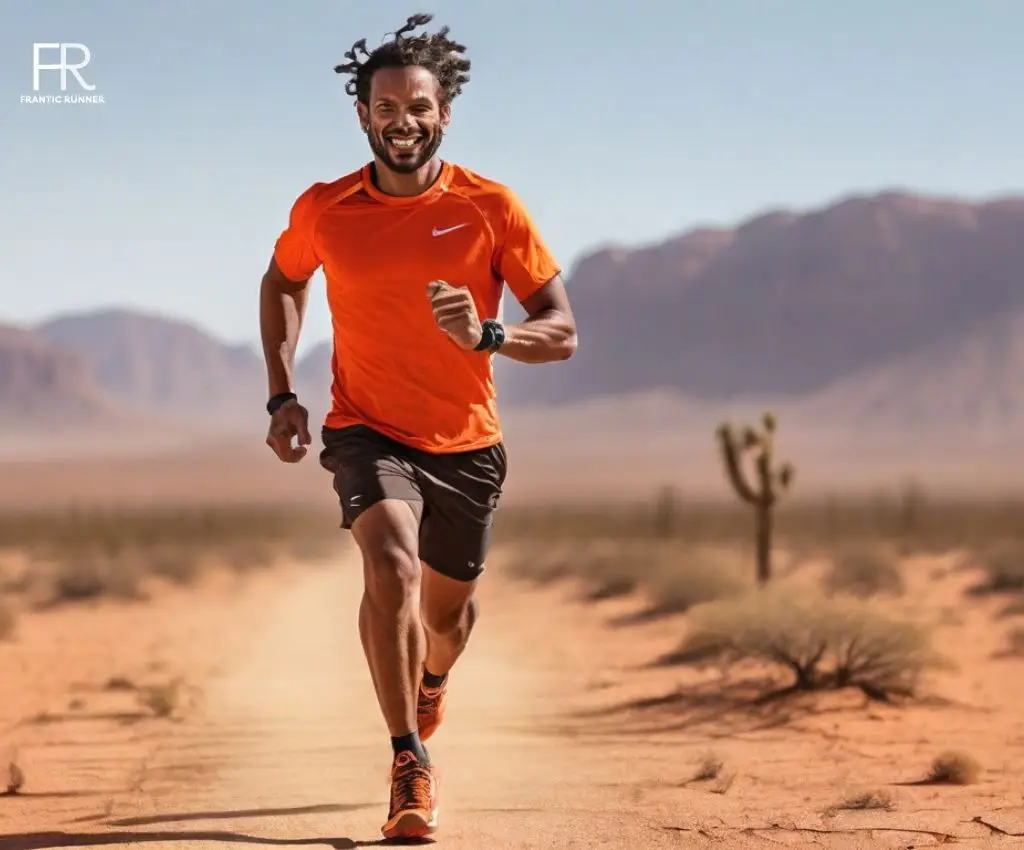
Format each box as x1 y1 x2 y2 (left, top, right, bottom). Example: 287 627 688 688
825 788 896 816
494 494 1024 553
689 752 724 782
678 588 950 699
1001 596 1024 619
505 538 749 615
644 545 748 614
1003 626 1024 657
2 754 25 795
138 679 184 718
42 550 145 605
0 505 343 606
505 539 590 586
0 603 14 641
972 541 1024 593
824 544 905 598
927 750 981 785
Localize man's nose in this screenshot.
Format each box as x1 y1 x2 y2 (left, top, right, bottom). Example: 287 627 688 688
391 111 417 132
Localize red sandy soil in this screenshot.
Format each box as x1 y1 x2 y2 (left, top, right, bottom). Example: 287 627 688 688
1 549 1023 848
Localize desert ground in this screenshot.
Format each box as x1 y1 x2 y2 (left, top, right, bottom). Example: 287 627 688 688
1 445 1024 849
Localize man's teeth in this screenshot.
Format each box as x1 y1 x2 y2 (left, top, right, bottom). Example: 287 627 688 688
389 137 419 148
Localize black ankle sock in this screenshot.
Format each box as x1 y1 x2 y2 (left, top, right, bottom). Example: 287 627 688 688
422 669 447 689
391 731 429 763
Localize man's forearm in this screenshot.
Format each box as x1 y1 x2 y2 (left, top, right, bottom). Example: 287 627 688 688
496 309 577 364
260 273 309 397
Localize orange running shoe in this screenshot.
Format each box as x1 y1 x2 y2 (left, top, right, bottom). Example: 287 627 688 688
381 751 439 840
417 679 447 741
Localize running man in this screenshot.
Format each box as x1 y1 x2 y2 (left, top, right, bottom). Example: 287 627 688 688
258 13 577 841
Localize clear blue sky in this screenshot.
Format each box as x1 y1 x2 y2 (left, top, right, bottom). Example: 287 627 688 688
2 0 1021 352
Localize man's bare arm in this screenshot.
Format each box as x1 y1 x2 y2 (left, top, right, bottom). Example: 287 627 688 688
497 275 577 363
260 256 310 397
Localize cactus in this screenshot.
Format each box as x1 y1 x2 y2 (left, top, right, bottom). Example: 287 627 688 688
715 411 795 584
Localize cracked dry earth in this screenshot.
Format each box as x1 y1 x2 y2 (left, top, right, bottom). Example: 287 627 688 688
1 548 1023 848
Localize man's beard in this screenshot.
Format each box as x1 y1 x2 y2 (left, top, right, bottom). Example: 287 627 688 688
367 127 444 175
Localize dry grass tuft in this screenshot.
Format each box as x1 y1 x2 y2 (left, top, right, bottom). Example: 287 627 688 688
927 750 981 785
0 505 344 608
970 540 1024 594
137 679 185 718
824 544 905 598
0 602 14 641
1001 626 1024 657
1000 596 1024 619
505 537 749 616
689 752 724 783
643 545 749 616
2 752 25 795
676 587 951 699
824 788 896 816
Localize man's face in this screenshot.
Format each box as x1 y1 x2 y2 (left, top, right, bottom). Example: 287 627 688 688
358 66 451 174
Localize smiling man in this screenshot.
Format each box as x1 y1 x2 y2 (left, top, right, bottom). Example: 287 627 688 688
258 12 577 841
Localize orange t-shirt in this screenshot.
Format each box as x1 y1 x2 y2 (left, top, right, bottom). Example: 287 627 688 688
273 160 561 454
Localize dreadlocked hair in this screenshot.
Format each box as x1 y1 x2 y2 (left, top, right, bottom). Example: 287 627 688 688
333 13 471 105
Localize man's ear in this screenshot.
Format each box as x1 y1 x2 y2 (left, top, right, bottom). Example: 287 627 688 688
440 102 452 131
356 100 369 132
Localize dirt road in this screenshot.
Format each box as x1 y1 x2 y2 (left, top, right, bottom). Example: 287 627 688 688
1 549 1021 848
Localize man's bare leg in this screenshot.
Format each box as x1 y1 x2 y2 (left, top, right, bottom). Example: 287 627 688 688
351 499 426 747
351 499 439 839
421 563 478 677
416 563 478 741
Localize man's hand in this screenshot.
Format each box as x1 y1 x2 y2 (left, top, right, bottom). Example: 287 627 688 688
427 280 483 350
266 399 312 463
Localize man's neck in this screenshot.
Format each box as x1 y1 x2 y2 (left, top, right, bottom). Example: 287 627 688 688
371 157 444 197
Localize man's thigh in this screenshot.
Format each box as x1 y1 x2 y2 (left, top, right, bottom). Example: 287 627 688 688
320 425 423 529
412 441 508 582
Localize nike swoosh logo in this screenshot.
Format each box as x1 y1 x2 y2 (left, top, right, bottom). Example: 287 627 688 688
432 223 469 237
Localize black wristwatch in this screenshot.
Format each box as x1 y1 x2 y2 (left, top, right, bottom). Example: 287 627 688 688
266 392 297 415
473 319 506 353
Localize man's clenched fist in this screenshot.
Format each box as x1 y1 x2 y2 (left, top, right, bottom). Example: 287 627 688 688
266 399 312 463
427 280 483 350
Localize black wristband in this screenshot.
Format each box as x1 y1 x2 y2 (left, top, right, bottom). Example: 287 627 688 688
473 319 506 352
266 392 297 415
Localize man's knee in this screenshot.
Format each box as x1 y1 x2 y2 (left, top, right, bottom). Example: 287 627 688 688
352 500 421 608
423 595 477 636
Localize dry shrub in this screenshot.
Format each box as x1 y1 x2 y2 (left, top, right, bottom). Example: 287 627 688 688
517 538 749 613
138 679 184 718
0 602 14 641
824 544 905 598
1001 596 1024 619
825 788 896 816
678 588 951 699
0 505 342 607
2 753 25 795
218 542 277 572
927 750 981 785
505 539 580 585
1003 626 1024 657
972 540 1024 593
38 550 145 606
570 539 643 601
644 544 748 615
689 752 724 782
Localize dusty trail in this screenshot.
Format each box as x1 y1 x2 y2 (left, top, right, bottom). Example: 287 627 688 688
2 549 1022 848
0 556 682 849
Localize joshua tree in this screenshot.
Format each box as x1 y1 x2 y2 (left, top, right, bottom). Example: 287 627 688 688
715 412 795 584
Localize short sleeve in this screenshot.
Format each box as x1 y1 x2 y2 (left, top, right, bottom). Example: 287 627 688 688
273 183 325 282
496 189 561 302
